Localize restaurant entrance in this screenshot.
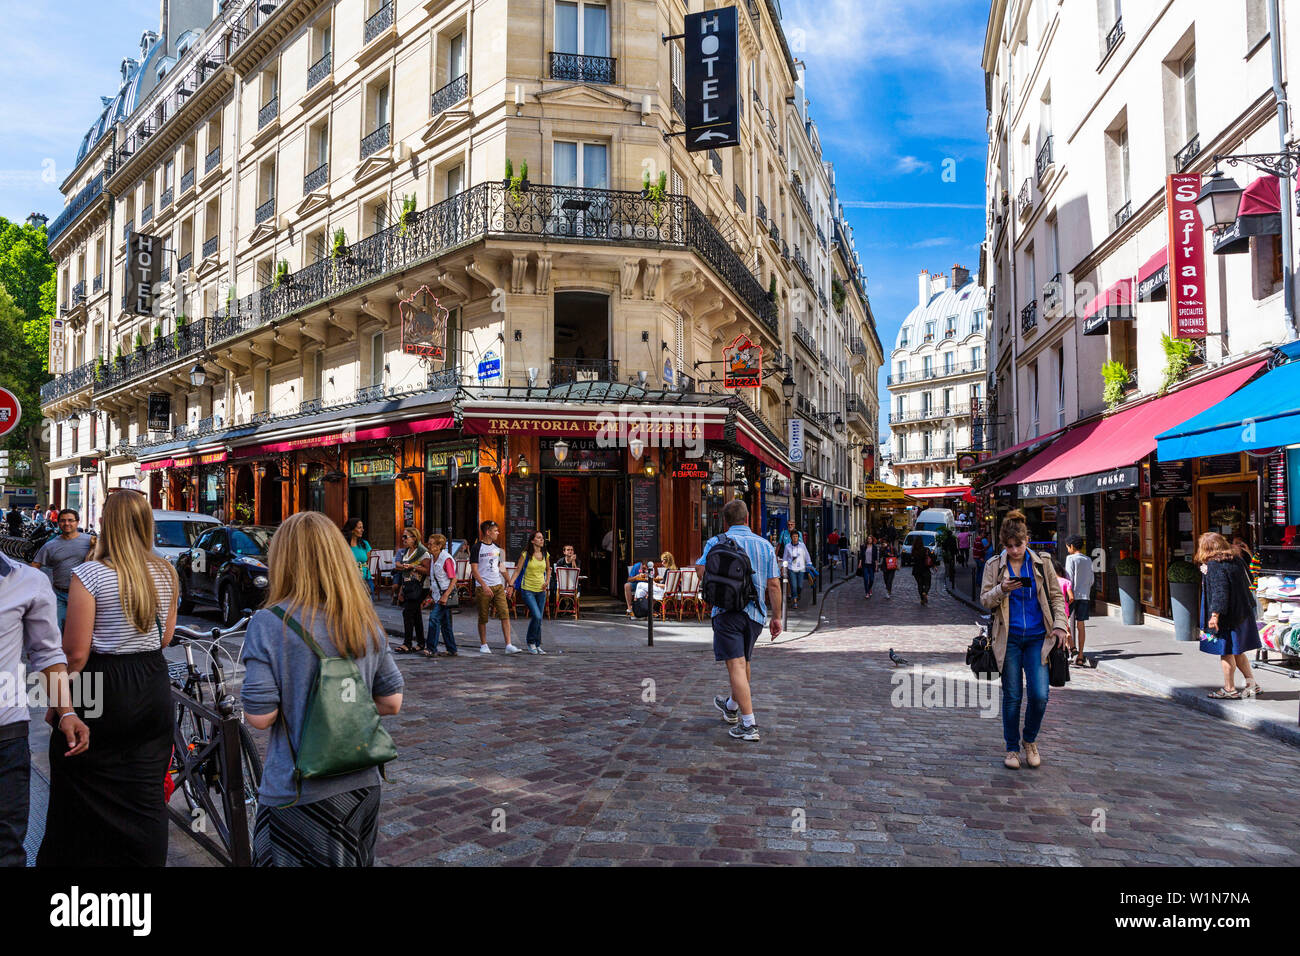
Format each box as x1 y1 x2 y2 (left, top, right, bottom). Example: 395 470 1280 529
422 442 479 552
542 471 622 598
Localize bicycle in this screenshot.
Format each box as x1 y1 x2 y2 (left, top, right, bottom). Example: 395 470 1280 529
168 617 263 866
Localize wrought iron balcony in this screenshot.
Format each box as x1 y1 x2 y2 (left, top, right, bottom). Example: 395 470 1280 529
298 398 323 416
792 248 813 284
792 177 811 216
177 252 192 274
160 264 171 283
141 203 154 225
92 273 103 293
255 198 276 226
361 123 390 159
304 163 329 194
1175 133 1200 172
258 96 279 130
160 187 173 210
205 146 221 173
549 52 616 84
1035 136 1053 182
308 51 332 89
1017 178 1031 217
427 366 462 391
1020 300 1038 335
430 72 468 116
816 225 827 249
889 403 971 425
71 280 86 304
46 173 104 245
709 149 722 175
850 336 866 357
94 319 206 394
550 357 620 385
794 322 816 354
756 196 767 224
180 167 194 193
1105 17 1124 54
734 185 746 212
846 394 871 421
1042 272 1062 312
769 221 780 244
364 1 393 43
1114 200 1133 230
202 235 218 259
887 359 986 386
672 86 684 119
40 360 97 405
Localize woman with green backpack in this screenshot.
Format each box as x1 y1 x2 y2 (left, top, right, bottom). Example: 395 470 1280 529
241 511 404 866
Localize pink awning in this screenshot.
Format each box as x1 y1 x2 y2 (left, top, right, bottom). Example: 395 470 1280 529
1080 278 1133 321
1239 175 1280 217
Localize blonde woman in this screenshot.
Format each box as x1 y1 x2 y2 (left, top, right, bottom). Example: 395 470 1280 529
241 511 403 866
659 552 678 571
37 490 179 867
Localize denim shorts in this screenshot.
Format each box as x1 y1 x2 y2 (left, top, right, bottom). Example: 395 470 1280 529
713 611 763 662
1071 599 1090 621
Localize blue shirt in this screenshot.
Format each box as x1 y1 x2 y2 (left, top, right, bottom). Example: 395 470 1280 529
1005 553 1046 639
699 524 781 627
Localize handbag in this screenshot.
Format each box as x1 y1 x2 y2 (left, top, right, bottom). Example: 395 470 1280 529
1048 644 1071 687
270 607 398 803
965 630 999 678
400 546 427 602
1197 590 1229 655
885 554 900 571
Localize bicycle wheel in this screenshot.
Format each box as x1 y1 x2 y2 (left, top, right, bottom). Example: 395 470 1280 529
173 701 217 814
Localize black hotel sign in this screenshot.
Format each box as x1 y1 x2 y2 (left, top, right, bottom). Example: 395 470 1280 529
684 6 740 152
124 232 161 316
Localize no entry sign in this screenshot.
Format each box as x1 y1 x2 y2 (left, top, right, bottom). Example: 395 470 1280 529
0 387 20 440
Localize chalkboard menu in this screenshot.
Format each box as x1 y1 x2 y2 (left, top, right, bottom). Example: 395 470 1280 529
1200 453 1242 478
1152 460 1193 497
630 478 660 562
505 477 537 559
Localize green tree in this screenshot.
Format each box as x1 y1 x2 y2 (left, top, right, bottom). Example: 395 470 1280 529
0 217 55 493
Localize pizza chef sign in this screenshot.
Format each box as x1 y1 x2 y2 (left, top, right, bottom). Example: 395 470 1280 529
723 333 762 389
399 285 450 360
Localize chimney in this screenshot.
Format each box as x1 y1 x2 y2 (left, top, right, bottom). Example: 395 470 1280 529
918 269 930 307
952 264 970 288
931 272 948 298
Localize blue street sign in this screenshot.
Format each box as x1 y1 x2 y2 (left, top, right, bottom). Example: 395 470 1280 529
478 350 502 381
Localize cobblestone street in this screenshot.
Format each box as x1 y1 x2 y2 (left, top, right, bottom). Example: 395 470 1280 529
369 571 1300 866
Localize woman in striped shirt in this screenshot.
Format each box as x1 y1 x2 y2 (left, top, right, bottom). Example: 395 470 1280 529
37 490 178 867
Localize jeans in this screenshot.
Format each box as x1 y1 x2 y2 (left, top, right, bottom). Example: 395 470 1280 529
862 566 876 594
1001 631 1049 752
521 588 546 647
427 603 457 653
0 733 30 867
55 589 68 630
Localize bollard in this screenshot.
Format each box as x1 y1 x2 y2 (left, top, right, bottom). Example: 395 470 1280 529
647 584 654 647
781 560 789 633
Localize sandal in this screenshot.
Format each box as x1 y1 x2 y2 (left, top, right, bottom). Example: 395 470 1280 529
420 648 435 658
394 644 415 654
1241 680 1262 698
1208 688 1240 700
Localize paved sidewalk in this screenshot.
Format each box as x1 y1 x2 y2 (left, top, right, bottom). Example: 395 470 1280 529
945 565 1300 746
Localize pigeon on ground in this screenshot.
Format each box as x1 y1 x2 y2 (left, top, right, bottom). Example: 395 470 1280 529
889 648 909 667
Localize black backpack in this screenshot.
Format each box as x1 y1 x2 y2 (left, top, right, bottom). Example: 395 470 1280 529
702 534 757 613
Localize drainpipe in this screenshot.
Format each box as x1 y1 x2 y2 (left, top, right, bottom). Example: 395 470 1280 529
1268 0 1299 342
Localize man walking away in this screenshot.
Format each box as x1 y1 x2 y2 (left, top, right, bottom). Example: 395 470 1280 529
32 509 94 630
0 552 89 866
470 520 520 654
1064 535 1094 667
698 499 782 742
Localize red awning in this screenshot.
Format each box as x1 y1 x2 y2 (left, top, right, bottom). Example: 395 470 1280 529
966 424 1072 472
1137 247 1169 302
905 486 972 499
737 429 790 477
1239 175 1280 216
997 361 1267 489
1080 278 1133 320
1138 247 1167 282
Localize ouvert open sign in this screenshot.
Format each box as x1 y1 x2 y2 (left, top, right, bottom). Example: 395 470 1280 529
684 6 740 152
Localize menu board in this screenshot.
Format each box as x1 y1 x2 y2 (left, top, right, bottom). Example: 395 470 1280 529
630 478 660 562
505 477 538 559
1200 453 1242 478
1152 460 1193 497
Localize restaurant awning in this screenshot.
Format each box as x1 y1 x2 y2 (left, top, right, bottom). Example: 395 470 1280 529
1137 247 1168 302
1156 355 1298 460
905 485 973 500
1212 176 1282 255
998 361 1267 498
1081 278 1134 336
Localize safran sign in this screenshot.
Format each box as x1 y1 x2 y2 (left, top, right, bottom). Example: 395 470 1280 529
684 6 740 152
1017 466 1139 499
1166 174 1207 339
723 333 762 388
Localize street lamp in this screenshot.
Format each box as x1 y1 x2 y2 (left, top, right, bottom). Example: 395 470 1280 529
781 373 796 402
1194 171 1245 231
189 362 207 387
516 454 530 477
629 437 646 460
833 414 845 435
552 439 569 464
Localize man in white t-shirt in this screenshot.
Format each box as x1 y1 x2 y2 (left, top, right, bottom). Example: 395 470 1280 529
470 520 520 654
784 530 814 610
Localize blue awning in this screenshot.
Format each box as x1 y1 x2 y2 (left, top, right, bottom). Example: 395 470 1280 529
1156 358 1299 460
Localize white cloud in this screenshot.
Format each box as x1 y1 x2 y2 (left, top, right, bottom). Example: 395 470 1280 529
910 237 957 249
895 155 933 175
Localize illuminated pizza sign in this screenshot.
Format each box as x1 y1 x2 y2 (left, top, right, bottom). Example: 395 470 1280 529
723 333 762 389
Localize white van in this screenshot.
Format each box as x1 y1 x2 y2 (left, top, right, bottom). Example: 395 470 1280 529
152 510 222 566
913 508 956 533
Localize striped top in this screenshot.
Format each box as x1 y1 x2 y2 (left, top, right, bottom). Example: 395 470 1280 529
72 560 176 654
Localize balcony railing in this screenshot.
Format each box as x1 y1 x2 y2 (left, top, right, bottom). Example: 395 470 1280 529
180 167 194 193
889 404 971 425
177 252 192 274
672 86 684 118
850 336 866 356
71 280 86 304
794 322 816 353
1042 272 1062 312
298 398 323 416
40 360 98 405
733 185 746 212
258 96 279 130
1020 300 1038 334
255 198 276 226
141 203 154 225
202 235 218 259
205 146 221 173
160 264 171 283
887 359 985 386
550 357 619 385
769 222 780 244
1114 200 1133 231
1175 133 1200 172
304 163 329 194
549 52 616 84
159 187 173 211
46 173 104 246
364 2 394 44
792 248 812 285
1017 178 1031 217
792 177 811 216
709 149 723 175
361 123 390 159
430 72 468 116
92 273 103 293
1106 17 1124 54
756 196 767 224
1035 136 1053 182
94 320 207 394
308 51 332 89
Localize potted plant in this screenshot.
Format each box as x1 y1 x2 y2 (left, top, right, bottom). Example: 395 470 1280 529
398 193 417 236
768 275 777 302
234 501 254 525
1115 556 1143 625
831 277 847 313
331 227 349 279
134 331 146 354
503 158 530 198
272 258 289 290
173 313 187 349
1102 360 1128 411
1168 558 1199 641
641 170 668 227
1158 332 1195 396
114 342 125 366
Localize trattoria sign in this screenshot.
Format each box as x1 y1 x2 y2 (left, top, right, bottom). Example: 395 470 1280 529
683 6 740 152
1166 174 1207 339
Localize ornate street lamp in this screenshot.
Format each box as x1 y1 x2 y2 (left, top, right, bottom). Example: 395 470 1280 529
781 373 796 402
516 454 530 477
1194 171 1245 231
629 437 646 460
552 439 569 464
188 362 207 387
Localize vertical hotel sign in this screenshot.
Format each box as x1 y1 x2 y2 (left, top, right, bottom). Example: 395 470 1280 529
124 232 161 316
683 6 740 152
1166 174 1207 338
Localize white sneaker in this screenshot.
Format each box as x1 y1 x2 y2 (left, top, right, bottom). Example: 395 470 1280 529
527 645 539 655
479 644 492 654
535 646 547 655
504 644 522 655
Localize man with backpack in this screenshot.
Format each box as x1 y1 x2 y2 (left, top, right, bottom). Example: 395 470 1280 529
697 499 782 742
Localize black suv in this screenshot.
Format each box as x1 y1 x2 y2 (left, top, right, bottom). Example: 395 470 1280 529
177 525 274 624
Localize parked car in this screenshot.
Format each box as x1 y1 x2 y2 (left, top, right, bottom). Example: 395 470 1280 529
901 531 940 566
153 510 223 566
912 508 956 533
177 525 274 624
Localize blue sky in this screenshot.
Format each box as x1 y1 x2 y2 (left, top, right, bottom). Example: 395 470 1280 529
0 0 989 438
